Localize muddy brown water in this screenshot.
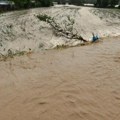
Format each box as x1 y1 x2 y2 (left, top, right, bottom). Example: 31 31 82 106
0 36 120 120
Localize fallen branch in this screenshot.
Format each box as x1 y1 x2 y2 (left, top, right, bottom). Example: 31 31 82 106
37 14 87 42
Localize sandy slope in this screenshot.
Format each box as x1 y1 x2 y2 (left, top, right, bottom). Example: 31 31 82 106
0 5 120 55
0 36 120 120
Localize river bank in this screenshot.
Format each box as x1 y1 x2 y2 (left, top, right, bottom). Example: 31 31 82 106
0 5 120 55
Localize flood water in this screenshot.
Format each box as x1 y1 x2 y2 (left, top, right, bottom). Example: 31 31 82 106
0 36 120 120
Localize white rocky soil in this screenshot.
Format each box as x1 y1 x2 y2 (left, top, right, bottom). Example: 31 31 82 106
0 5 120 55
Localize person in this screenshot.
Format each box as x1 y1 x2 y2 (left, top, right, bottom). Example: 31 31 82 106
92 33 99 42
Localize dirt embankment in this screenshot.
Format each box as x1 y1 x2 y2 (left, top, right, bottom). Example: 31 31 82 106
0 5 120 55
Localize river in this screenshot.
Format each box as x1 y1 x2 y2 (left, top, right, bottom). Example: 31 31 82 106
0 36 120 120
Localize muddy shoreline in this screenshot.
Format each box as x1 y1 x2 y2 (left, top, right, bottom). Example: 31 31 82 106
0 6 120 55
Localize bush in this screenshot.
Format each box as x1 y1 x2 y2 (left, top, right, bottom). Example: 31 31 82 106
11 0 53 9
96 0 119 8
37 14 53 22
40 0 53 7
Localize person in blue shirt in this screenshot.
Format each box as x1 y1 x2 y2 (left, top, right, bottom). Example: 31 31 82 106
92 33 99 42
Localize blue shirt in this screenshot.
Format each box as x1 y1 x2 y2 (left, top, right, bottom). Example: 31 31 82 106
92 35 99 42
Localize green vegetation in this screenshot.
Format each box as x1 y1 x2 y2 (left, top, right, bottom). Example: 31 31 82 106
37 14 53 23
0 49 30 61
96 0 119 8
9 0 53 9
12 0 119 8
54 0 120 8
1 0 119 11
54 0 84 5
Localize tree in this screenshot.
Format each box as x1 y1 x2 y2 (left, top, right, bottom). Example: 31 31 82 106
11 0 31 8
40 0 53 7
96 0 109 8
69 0 84 5
110 0 119 7
96 0 119 8
10 0 53 9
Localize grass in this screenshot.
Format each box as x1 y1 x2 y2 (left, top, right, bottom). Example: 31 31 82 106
0 49 32 61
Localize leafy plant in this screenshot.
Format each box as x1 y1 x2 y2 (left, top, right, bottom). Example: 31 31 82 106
37 14 53 23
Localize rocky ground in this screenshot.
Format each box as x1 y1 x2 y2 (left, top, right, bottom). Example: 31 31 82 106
0 5 120 55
